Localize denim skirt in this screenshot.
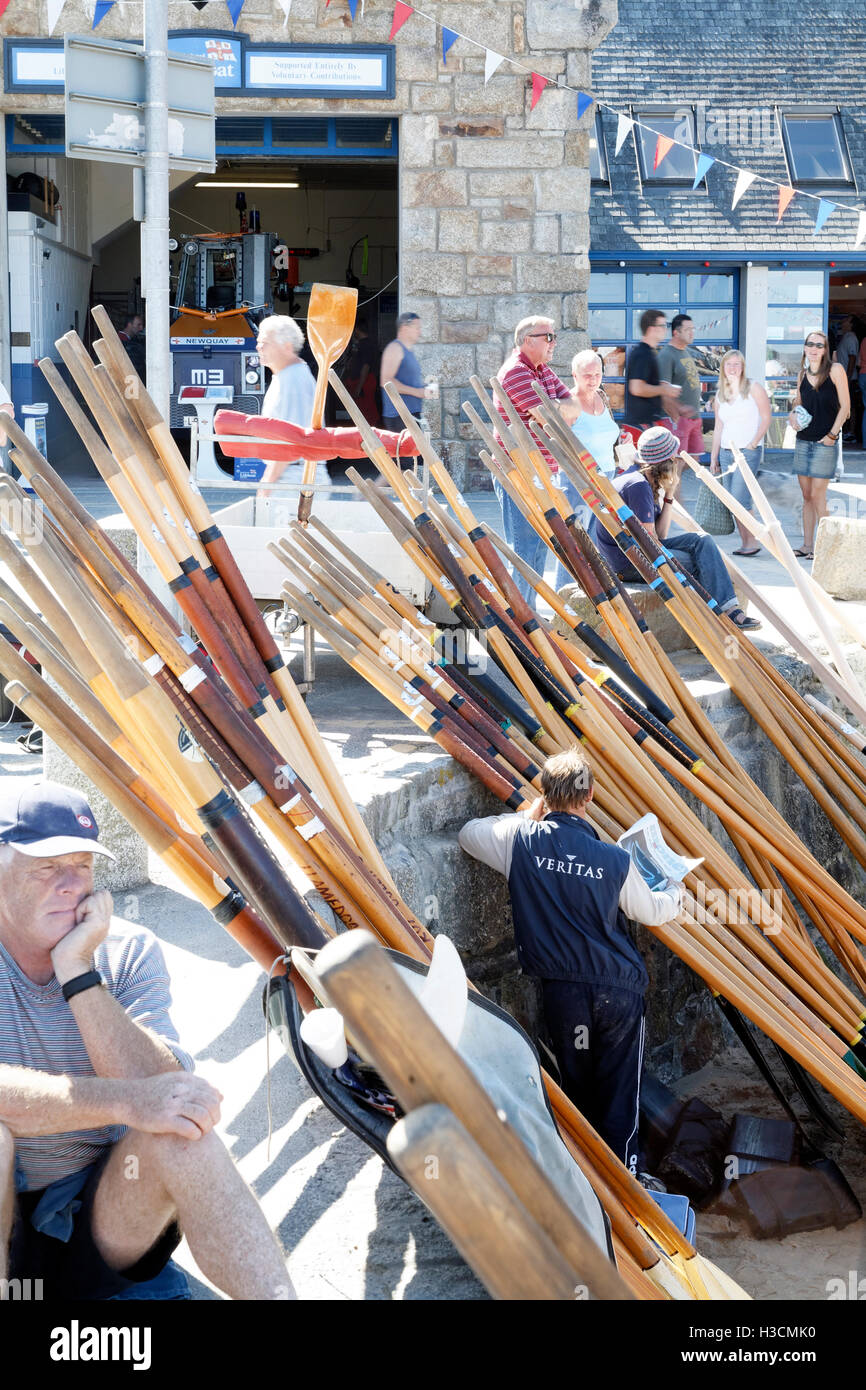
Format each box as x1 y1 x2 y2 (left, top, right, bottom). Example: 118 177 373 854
792 438 838 479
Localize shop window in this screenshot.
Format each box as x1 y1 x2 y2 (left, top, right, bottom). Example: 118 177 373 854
781 113 853 187
764 268 826 442
588 267 738 418
589 308 626 340
590 114 608 185
634 110 699 185
588 271 625 303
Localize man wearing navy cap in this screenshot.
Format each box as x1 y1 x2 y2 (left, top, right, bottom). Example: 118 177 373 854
0 782 295 1301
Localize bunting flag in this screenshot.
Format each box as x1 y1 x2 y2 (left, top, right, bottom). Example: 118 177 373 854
0 0 10 14
484 49 505 84
276 0 292 21
46 0 65 34
731 168 756 209
855 211 866 249
530 72 548 111
576 92 593 119
347 0 357 18
776 185 796 222
692 152 714 189
191 1 209 8
614 113 633 156
92 0 114 25
653 134 675 171
442 27 458 64
389 1 413 41
813 199 835 235
226 0 245 24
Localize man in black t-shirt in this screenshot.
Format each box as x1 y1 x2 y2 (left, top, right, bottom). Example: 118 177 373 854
624 308 680 431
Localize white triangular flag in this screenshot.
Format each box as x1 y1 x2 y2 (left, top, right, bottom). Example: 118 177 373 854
731 168 756 210
484 48 504 84
46 0 65 36
276 0 292 24
614 113 633 157
855 210 866 250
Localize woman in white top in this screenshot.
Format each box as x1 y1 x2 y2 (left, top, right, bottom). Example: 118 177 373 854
553 349 620 589
709 351 770 556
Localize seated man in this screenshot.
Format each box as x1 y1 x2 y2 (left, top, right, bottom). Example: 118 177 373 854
0 782 295 1301
593 426 761 631
459 748 681 1174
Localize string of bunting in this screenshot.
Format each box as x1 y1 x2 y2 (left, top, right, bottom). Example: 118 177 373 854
379 0 866 248
16 0 866 247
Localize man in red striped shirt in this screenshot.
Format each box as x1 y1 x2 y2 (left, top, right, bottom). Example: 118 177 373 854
493 317 581 610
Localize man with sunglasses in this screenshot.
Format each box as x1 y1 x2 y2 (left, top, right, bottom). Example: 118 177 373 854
624 309 682 435
494 317 581 609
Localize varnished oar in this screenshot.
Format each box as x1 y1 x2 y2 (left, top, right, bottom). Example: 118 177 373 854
297 283 357 523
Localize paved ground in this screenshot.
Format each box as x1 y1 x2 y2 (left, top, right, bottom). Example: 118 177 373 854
2 446 866 1300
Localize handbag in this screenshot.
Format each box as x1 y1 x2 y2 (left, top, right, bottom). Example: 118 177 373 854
693 466 735 536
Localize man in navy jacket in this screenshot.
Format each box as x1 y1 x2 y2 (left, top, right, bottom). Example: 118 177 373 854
459 748 681 1173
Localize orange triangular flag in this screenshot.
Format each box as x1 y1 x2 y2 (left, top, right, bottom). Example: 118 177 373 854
653 134 675 171
777 185 796 222
530 72 548 111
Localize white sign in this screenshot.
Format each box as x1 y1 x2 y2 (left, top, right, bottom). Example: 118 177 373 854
247 52 385 90
15 50 66 83
171 336 248 346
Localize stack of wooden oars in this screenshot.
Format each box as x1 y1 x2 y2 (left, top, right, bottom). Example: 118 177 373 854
297 372 866 1134
0 311 751 1301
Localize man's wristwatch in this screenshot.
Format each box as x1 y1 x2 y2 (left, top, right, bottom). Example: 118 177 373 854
61 969 104 1002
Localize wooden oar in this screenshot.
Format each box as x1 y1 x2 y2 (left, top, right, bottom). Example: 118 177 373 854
297 283 357 524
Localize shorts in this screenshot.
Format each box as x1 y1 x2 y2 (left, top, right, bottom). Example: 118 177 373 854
663 415 705 457
9 1148 182 1301
792 438 837 479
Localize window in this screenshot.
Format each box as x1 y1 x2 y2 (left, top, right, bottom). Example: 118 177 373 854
590 114 608 184
764 268 826 441
781 112 853 188
588 267 739 419
635 109 699 185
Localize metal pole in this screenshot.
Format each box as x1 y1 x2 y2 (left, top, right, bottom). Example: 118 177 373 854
0 117 12 400
143 0 170 420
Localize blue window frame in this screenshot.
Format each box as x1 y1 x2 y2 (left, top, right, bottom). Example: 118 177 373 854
764 267 827 439
4 113 398 160
588 266 739 417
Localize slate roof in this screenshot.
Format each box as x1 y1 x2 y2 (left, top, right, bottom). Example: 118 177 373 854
590 0 866 254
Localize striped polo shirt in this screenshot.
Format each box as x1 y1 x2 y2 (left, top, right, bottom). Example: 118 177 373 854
0 920 193 1191
496 349 571 471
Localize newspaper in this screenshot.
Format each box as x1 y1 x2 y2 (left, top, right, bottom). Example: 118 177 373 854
616 813 703 892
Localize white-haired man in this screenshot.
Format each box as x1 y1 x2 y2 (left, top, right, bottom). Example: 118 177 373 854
255 314 321 494
0 782 295 1300
494 317 582 610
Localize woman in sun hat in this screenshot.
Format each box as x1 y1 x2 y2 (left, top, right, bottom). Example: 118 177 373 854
591 425 760 630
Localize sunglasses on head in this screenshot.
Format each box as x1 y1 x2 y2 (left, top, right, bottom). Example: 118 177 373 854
526 331 557 343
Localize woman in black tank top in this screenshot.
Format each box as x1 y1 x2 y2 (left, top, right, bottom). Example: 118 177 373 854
788 330 850 557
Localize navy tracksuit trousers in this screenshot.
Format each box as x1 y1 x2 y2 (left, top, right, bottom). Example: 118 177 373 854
541 979 646 1174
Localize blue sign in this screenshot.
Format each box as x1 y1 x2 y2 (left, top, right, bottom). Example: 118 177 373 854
168 32 241 89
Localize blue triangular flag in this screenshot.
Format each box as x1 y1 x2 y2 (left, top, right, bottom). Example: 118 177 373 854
226 0 245 26
92 0 114 26
693 152 715 189
442 27 458 64
813 199 835 235
576 92 593 119
347 0 358 17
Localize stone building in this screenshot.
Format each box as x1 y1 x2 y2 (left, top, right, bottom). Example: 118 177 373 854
0 0 616 482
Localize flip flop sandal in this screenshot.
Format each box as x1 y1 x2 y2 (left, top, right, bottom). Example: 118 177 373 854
732 547 761 557
729 609 762 630
793 547 814 558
